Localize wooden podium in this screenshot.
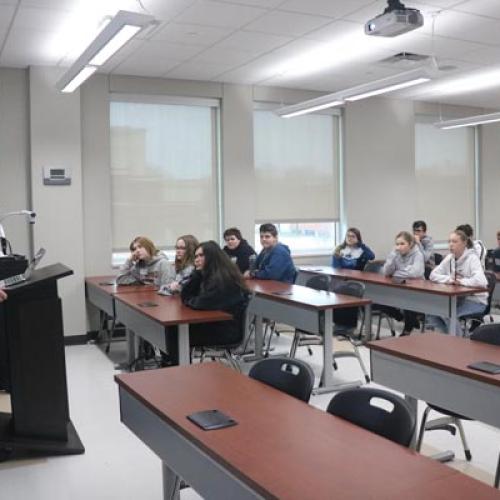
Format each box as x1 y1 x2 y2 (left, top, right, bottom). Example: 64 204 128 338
0 263 84 460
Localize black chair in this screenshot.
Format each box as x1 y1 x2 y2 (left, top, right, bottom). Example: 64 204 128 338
417 323 500 465
327 387 416 447
460 271 496 334
495 452 500 489
196 303 250 372
434 252 443 266
248 357 315 402
363 260 396 339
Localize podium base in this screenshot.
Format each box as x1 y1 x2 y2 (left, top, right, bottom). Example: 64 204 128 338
0 412 85 461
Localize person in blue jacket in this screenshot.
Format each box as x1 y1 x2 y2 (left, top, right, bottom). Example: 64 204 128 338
332 227 375 270
244 223 296 283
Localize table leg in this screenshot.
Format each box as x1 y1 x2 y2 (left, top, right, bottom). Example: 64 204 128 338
178 324 190 365
162 462 180 500
364 303 372 342
243 315 264 362
313 309 361 395
405 394 418 449
449 296 457 336
126 328 136 367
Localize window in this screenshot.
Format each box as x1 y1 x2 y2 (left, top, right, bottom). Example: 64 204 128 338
415 115 475 242
110 97 219 255
254 222 339 255
253 107 340 254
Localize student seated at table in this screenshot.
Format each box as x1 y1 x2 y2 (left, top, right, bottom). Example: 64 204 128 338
158 235 198 295
332 227 374 270
426 230 488 335
382 231 425 336
486 230 500 271
164 241 250 365
222 227 256 274
456 224 486 268
244 223 296 283
116 236 169 286
412 220 434 266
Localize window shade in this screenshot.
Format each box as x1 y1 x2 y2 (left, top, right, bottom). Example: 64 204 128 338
415 115 475 241
110 100 218 251
253 110 339 221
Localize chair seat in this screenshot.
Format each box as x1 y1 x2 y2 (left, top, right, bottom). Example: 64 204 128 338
427 403 473 421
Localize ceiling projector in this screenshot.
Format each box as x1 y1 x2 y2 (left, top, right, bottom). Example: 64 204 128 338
365 0 424 37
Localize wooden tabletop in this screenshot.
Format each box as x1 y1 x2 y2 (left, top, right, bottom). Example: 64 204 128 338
246 279 371 310
300 266 487 297
85 275 157 295
116 363 499 500
114 290 232 326
368 333 500 388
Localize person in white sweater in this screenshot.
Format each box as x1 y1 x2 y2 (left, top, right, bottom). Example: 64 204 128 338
426 229 488 335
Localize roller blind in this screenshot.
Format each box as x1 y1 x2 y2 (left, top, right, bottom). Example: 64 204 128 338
415 115 475 241
254 110 339 221
110 99 218 251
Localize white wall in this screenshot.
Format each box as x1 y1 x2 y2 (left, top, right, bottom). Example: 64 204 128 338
29 66 86 336
0 68 31 255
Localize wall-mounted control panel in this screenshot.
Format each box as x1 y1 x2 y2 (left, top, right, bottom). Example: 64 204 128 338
43 167 71 186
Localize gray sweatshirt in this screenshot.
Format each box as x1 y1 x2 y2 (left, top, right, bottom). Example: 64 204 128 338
158 263 194 295
116 253 169 286
429 248 488 304
383 244 425 279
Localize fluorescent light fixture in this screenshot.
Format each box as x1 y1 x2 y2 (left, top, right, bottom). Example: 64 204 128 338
61 66 98 93
56 10 155 93
343 68 432 101
435 112 500 130
275 67 433 118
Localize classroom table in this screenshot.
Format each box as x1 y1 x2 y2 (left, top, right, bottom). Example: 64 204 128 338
298 266 487 336
369 333 500 448
115 363 500 500
245 279 372 394
114 290 232 366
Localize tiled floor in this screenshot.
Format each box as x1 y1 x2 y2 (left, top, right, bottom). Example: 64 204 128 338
0 322 499 499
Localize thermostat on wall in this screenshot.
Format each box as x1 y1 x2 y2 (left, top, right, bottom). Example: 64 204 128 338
43 167 71 186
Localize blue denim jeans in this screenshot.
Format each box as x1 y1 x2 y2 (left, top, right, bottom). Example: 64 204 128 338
426 298 486 335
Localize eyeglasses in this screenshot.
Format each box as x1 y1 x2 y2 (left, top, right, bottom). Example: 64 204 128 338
175 245 186 250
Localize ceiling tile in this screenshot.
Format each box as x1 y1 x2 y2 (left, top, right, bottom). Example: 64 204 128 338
174 0 267 29
279 0 375 19
303 19 364 42
455 0 500 20
191 46 258 65
113 55 182 77
165 60 236 80
151 22 233 46
244 10 331 36
12 5 76 30
127 39 204 61
214 0 284 7
215 30 292 52
0 4 16 29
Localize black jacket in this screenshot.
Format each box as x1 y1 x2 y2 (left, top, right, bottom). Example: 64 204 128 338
181 270 249 347
223 239 256 273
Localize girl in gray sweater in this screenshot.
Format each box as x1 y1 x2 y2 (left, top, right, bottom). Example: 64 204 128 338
382 231 425 335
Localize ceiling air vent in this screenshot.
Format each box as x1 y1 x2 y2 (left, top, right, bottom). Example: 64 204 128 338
380 52 430 66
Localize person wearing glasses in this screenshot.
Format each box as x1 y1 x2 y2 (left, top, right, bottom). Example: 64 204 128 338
412 220 434 266
222 227 256 274
332 227 375 270
164 241 249 365
158 235 198 295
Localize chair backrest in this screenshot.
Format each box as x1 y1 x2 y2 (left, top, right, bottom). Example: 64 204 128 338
470 322 500 346
327 387 416 447
305 274 331 292
483 271 497 316
434 252 444 266
248 357 315 402
331 280 365 328
363 260 384 274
